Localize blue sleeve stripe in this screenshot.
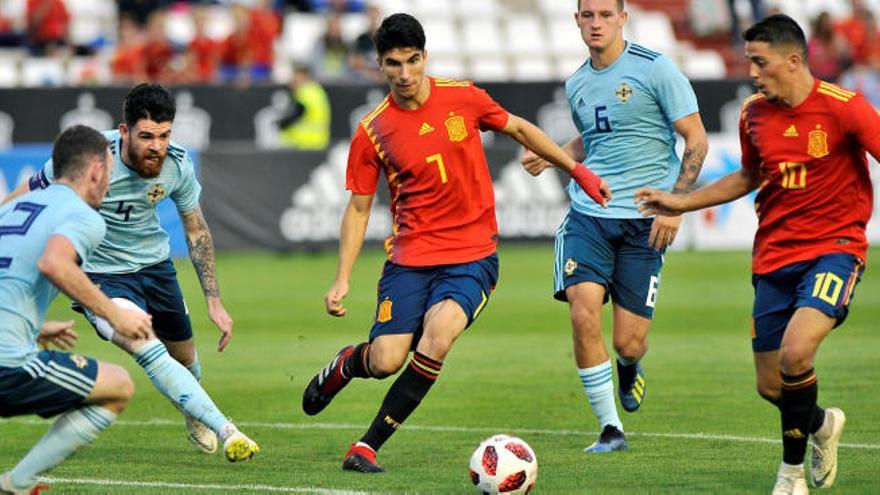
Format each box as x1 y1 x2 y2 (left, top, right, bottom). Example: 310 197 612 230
628 50 656 62
630 43 660 58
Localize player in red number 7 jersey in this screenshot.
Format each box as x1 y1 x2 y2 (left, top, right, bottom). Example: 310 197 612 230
300 12 610 474
635 14 880 495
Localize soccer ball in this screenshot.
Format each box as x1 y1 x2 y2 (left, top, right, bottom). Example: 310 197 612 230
468 434 538 494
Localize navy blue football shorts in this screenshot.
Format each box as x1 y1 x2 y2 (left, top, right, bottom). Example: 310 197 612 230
76 259 194 342
751 253 864 352
0 350 99 418
553 208 664 319
368 253 499 348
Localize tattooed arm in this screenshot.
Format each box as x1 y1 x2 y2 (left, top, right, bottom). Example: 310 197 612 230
181 206 233 351
646 112 709 251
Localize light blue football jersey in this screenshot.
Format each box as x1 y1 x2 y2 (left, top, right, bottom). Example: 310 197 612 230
40 130 201 274
0 185 105 367
566 42 698 218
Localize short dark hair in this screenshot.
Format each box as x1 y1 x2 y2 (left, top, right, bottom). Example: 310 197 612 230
373 13 425 57
122 83 176 128
577 0 625 11
52 125 109 180
743 14 807 56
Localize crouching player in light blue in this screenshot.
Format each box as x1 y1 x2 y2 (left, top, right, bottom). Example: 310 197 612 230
3 84 259 463
0 126 153 494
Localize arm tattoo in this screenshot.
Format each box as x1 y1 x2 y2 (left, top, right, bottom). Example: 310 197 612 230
672 145 708 194
182 208 220 298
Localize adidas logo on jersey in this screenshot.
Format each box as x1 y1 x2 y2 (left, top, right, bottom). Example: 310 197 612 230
784 125 799 138
419 122 435 136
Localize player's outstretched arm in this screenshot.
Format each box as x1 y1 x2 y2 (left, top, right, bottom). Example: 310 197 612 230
180 206 233 351
38 235 152 340
325 193 373 317
635 167 761 216
521 136 585 176
646 113 710 250
501 114 611 207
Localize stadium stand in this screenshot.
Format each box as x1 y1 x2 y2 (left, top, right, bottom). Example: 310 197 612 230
0 0 877 85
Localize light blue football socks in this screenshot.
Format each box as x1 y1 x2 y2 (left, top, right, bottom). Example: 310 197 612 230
134 340 227 434
578 360 623 431
10 405 116 489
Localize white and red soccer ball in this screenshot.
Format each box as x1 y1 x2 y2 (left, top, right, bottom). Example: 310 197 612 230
469 434 538 494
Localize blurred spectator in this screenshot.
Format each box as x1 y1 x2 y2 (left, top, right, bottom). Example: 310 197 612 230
310 13 350 82
834 0 875 65
142 10 177 83
0 15 22 48
219 2 278 86
839 53 880 108
311 0 365 13
348 3 382 83
26 0 69 55
110 14 147 83
851 10 880 66
277 66 331 149
184 5 220 83
727 0 764 43
808 12 851 82
280 0 314 11
119 0 171 27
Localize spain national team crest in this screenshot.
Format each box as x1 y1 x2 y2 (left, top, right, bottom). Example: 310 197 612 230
377 299 393 323
807 125 829 159
70 354 88 369
564 257 578 277
615 81 633 103
147 183 166 204
444 114 468 142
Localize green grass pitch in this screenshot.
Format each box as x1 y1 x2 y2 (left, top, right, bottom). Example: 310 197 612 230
1 246 878 494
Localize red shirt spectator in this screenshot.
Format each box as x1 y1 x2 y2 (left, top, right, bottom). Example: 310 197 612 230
111 15 147 83
26 0 69 50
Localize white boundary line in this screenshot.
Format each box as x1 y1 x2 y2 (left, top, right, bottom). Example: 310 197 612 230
4 417 880 450
40 477 373 494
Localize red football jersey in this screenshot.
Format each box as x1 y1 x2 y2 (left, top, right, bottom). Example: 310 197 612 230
740 78 880 274
346 77 510 266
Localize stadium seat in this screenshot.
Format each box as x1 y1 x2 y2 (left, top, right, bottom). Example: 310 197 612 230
340 13 368 43
411 0 454 18
503 15 548 57
421 19 460 58
428 56 467 80
370 0 408 15
203 6 235 41
512 57 555 82
0 0 26 25
0 56 19 87
165 9 196 45
629 11 678 56
547 18 588 59
537 0 575 19
20 58 65 87
555 55 587 80
469 56 510 83
682 49 726 80
453 0 499 17
461 19 505 56
280 13 326 63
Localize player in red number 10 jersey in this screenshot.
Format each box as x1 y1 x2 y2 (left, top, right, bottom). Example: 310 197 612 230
636 15 880 495
300 13 611 474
